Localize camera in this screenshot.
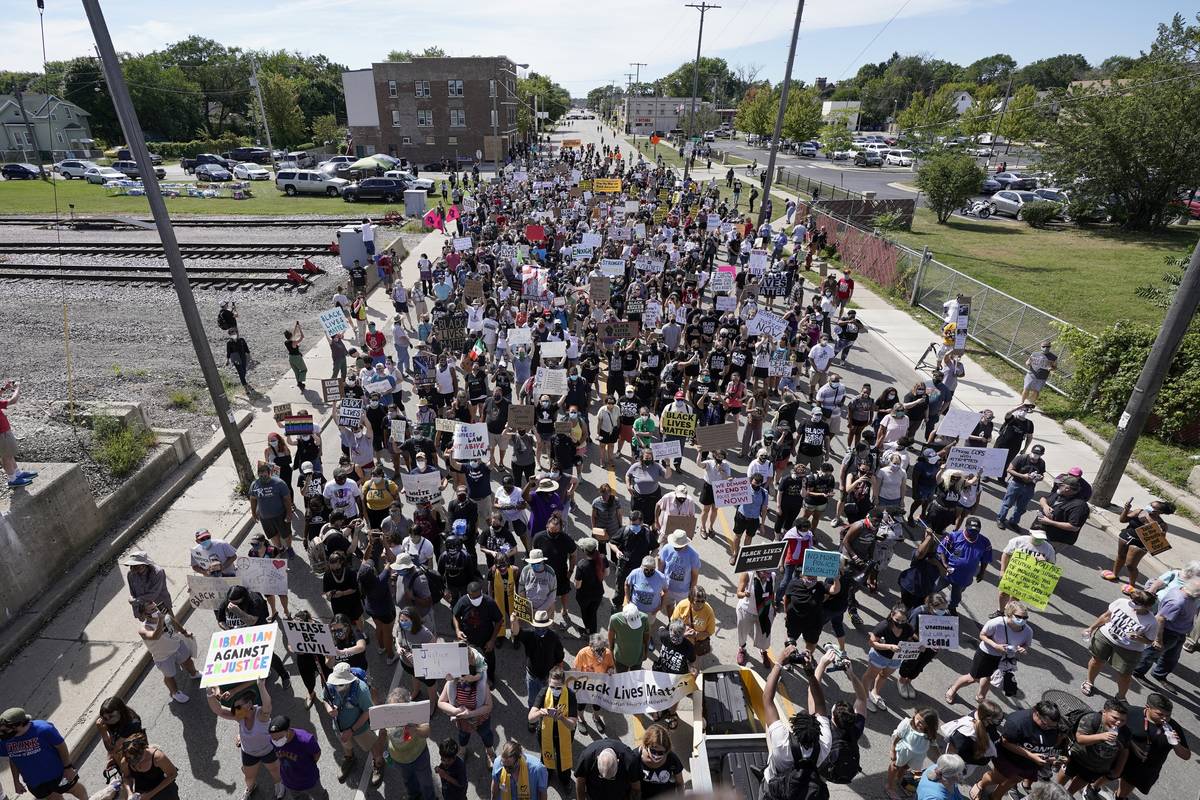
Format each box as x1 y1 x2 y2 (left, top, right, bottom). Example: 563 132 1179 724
781 640 810 667
820 643 852 672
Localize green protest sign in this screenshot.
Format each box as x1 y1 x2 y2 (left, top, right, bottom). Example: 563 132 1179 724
996 550 1063 611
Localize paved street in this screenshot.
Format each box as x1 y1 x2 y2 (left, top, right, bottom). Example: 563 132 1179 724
4 119 1194 800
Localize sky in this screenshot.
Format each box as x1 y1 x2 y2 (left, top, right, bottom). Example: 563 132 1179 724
8 0 1191 95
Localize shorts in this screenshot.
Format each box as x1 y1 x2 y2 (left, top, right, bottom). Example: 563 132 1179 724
1119 754 1162 794
894 742 928 770
994 750 1039 783
700 484 715 505
733 512 760 537
489 431 508 448
1118 529 1146 550
619 424 634 443
261 515 291 541
1089 631 1142 675
868 649 902 670
29 775 77 799
555 574 573 597
969 650 1003 680
665 590 690 606
402 659 438 688
242 748 280 767
153 639 193 678
0 429 16 460
599 428 619 445
1064 754 1110 783
364 239 376 256
1023 373 1046 392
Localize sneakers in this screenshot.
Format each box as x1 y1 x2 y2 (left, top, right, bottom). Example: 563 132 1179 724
338 754 356 781
170 691 190 703
868 691 885 711
897 682 916 700
736 647 748 666
996 518 1007 530
6 474 33 487
386 651 401 666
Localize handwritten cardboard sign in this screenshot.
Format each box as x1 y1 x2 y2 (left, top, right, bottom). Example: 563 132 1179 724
200 623 277 688
918 614 960 649
236 557 288 596
368 701 431 730
801 549 842 578
996 550 1063 611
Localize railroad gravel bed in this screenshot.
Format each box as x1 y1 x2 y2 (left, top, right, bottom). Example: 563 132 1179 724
0 225 424 500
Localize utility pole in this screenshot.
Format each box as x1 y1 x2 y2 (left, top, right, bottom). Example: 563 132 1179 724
758 0 805 227
1092 238 1200 507
986 72 1014 170
630 62 646 145
624 72 636 139
249 58 277 171
12 87 47 178
81 0 254 488
683 1 720 182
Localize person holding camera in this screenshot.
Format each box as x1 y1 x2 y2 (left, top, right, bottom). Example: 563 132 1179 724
995 444 1046 531
946 601 1032 704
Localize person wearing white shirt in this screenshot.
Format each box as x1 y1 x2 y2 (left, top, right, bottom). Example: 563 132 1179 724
699 453 733 539
814 374 848 437
997 530 1056 611
808 338 835 401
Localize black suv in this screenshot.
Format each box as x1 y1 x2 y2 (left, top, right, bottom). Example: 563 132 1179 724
854 150 883 167
117 148 163 164
223 147 271 164
342 177 407 203
110 160 167 180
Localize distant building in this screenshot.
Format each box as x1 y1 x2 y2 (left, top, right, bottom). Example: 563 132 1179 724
0 94 95 162
821 100 860 130
950 91 974 115
342 56 522 166
814 77 828 92
617 96 715 136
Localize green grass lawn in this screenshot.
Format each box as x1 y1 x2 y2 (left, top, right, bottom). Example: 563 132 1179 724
891 208 1199 332
0 177 425 217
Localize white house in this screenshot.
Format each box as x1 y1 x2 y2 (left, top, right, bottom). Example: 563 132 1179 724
950 91 974 115
820 100 860 130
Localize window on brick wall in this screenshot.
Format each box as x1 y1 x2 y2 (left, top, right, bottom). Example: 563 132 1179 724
415 80 430 97
392 110 401 127
417 109 433 127
388 80 397 97
448 79 464 97
449 109 466 127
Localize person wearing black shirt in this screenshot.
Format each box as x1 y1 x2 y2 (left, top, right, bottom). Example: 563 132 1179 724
943 702 1005 777
774 463 808 535
1033 477 1090 547
572 538 609 635
972 702 1062 800
607 514 657 606
861 604 916 711
511 611 566 723
218 586 291 685
484 390 510 466
575 739 642 800
452 581 503 679
901 382 930 441
532 515 579 627
1117 694 1191 800
784 573 829 648
638 724 684 799
996 445 1046 531
796 411 830 470
994 404 1036 473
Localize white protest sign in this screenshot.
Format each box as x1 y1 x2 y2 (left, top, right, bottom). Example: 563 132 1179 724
936 409 982 439
748 249 769 275
281 618 336 657
713 477 753 507
566 670 695 715
710 270 734 293
535 367 569 396
452 236 473 252
200 623 277 688
540 340 567 359
452 422 489 461
507 326 533 346
319 308 348 337
389 419 407 443
707 213 721 228
716 295 736 311
571 245 594 262
236 557 288 596
364 378 394 397
919 614 960 649
643 301 662 330
599 259 625 277
635 223 647 239
745 308 788 338
187 575 240 610
368 701 431 730
466 306 485 332
946 446 1008 479
896 641 923 661
625 201 640 214
413 641 470 678
581 233 603 248
650 440 682 461
401 471 442 504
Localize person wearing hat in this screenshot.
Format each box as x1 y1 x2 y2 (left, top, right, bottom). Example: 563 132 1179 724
269 714 325 799
0 707 87 799
524 476 565 539
934 517 993 615
120 549 171 620
654 485 698 545
670 584 716 658
1032 476 1090 549
571 536 609 636
321 662 386 784
134 595 200 705
207 677 289 798
994 403 1036 475
609 602 651 673
997 528 1057 613
996 444 1046 532
323 468 366 522
519 548 559 616
510 609 567 719
189 528 238 579
658 531 701 618
1052 465 1093 503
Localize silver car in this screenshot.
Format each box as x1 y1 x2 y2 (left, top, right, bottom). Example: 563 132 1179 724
990 190 1042 218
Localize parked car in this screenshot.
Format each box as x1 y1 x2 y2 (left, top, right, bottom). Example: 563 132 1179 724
831 149 855 161
2 163 42 180
275 169 348 197
195 163 233 182
181 153 230 174
421 161 447 172
884 149 916 166
991 190 1042 218
854 151 883 167
797 144 818 158
383 170 435 193
285 151 316 168
980 177 1002 194
703 131 716 142
993 171 1036 190
84 166 126 184
223 147 271 164
233 162 271 181
52 159 97 179
110 160 166 180
1034 187 1070 204
342 177 407 203
968 147 994 157
320 155 356 167
1169 195 1200 220
117 148 162 165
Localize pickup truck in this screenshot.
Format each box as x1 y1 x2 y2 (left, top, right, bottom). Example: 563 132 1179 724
690 665 788 799
117 148 163 165
222 147 272 164
181 153 231 174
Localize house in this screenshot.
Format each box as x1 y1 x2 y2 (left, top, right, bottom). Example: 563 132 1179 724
0 94 96 162
950 91 974 115
821 100 860 130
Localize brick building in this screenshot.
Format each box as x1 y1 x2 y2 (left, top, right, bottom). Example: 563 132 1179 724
616 96 714 136
342 56 522 166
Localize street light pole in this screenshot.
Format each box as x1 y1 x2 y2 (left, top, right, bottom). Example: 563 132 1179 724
250 58 278 171
1092 237 1200 506
81 0 254 488
758 0 806 227
683 1 720 182
630 62 646 146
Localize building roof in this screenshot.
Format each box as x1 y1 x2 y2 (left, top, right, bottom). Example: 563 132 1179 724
0 93 91 118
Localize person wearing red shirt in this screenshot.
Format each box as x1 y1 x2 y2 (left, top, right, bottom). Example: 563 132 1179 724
0 380 36 487
365 323 387 365
835 270 855 315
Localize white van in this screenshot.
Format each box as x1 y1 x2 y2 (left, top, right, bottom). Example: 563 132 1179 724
885 149 915 166
275 169 349 197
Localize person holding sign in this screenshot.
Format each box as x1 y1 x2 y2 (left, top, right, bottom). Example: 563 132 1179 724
382 687 435 800
895 592 951 701
528 666 578 793
862 604 918 712
945 601 1033 705
206 678 287 799
1101 499 1176 593
134 600 200 705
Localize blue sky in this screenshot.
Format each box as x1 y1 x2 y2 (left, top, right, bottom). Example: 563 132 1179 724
10 0 1189 94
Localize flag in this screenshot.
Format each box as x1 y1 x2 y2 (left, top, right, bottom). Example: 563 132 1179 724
446 204 461 222
468 338 486 360
423 208 444 231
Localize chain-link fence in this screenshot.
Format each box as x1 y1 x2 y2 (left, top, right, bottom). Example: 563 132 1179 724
776 167 864 203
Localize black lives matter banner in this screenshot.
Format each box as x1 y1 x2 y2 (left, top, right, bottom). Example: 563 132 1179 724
734 540 788 573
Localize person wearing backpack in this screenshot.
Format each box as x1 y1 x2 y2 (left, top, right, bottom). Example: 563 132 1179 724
1054 699 1131 797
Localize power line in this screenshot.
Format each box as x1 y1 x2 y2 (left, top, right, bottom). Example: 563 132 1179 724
835 0 914 80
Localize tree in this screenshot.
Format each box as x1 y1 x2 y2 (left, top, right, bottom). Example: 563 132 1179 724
311 113 343 148
124 56 205 142
385 46 447 62
734 84 774 137
961 54 1016 85
915 152 985 223
658 57 738 102
158 37 252 135
517 72 571 135
997 84 1043 143
1016 54 1090 89
782 88 822 143
896 87 957 146
819 118 853 153
252 72 306 148
957 84 1000 139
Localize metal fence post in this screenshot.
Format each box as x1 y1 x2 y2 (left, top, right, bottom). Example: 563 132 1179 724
909 246 931 306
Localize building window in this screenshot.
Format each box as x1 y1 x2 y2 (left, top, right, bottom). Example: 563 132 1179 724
449 109 466 128
388 80 397 98
489 79 496 97
507 107 516 125
391 110 401 127
448 79 464 97
448 136 458 145
415 80 430 97
417 110 433 127
64 107 72 119
402 136 412 145
424 135 435 146
56 132 65 144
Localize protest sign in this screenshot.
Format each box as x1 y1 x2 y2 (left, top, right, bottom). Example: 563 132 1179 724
283 414 314 437
748 249 769 274
571 245 594 262
401 471 442 504
525 224 545 242
665 515 697 538
187 575 239 610
625 200 640 214
535 368 569 396
599 259 626 277
709 270 734 293
389 419 407 442
272 403 292 422
801 549 843 578
610 226 631 242
695 422 740 451
413 642 470 679
734 540 787 573
660 412 697 438
642 301 663 329
581 233 603 248
946 446 1008 479
452 423 489 460
364 377 394 396
954 299 971 354
1136 520 1171 555
540 340 567 359
579 179 593 191
565 670 695 715
650 440 682 461
452 236 473 251
321 379 342 403
554 421 575 434
499 244 519 262
434 417 457 434
507 326 533 347
760 272 790 297
318 308 348 338
368 702 431 731
706 213 721 228
464 278 484 301
744 307 788 339
508 404 535 430
716 295 737 311
768 351 791 377
281 618 336 657
599 321 640 340
936 409 983 439
593 178 622 193
513 593 534 624
589 277 611 304
236 557 288 596
200 623 277 688
896 641 923 661
636 224 648 240
919 615 960 649
713 477 753 508
996 550 1063 611
625 297 646 315
337 398 363 428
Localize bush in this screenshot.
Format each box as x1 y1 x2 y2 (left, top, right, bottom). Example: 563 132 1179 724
91 417 156 478
143 134 252 160
1019 200 1061 228
915 152 986 224
167 390 197 411
872 210 907 232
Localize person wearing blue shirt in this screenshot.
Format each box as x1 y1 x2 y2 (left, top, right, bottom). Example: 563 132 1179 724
730 474 771 567
658 531 702 613
916 754 966 800
624 556 669 616
491 741 548 800
935 517 993 614
0 709 84 799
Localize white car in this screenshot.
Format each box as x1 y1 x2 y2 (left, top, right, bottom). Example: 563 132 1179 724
320 155 356 166
884 149 915 166
383 170 436 193
84 166 126 185
233 162 271 181
798 145 818 158
53 159 98 179
831 149 856 161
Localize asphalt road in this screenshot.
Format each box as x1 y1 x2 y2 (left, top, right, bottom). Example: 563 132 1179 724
65 120 1198 800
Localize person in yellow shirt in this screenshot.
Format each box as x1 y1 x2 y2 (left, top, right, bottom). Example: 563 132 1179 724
572 634 615 735
360 467 401 528
670 587 717 658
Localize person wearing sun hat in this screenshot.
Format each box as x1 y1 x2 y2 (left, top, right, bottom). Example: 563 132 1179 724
657 530 701 618
519 549 559 615
509 609 566 719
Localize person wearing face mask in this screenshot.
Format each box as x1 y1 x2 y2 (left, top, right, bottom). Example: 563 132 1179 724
934 517 993 615
1082 588 1159 701
995 403 1036 475
571 538 609 636
947 600 1033 705
1032 476 1090 549
861 603 918 712
572 634 616 735
625 555 669 620
452 580 503 679
268 715 325 800
519 549 559 615
895 592 951 701
323 468 366 522
510 610 567 724
625 449 672 525
327 613 369 673
698 450 731 539
608 510 657 606
359 467 399 529
250 461 295 557
654 485 698 546
1021 340 1058 406
190 528 238 578
207 678 289 798
650 620 696 729
815 372 848 439
1134 577 1200 681
1103 498 1176 594
528 666 578 793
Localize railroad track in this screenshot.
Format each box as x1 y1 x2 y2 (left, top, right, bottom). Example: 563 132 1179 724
0 242 330 259
0 262 317 290
0 216 366 228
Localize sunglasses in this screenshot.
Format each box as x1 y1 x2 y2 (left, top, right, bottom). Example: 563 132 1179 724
647 748 667 758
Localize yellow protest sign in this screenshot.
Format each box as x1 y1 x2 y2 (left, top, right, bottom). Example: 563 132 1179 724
579 179 593 191
593 178 623 193
661 411 698 438
513 594 534 624
996 550 1063 611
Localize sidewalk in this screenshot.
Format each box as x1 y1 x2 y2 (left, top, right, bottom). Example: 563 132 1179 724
0 225 445 767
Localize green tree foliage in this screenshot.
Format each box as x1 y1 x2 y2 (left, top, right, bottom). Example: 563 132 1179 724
517 73 571 135
957 84 1000 139
734 84 774 137
385 46 447 62
1015 54 1090 89
961 54 1016 85
1018 200 1060 227
782 88 822 143
915 152 985 223
896 87 957 145
123 56 206 142
819 118 853 153
158 37 252 135
61 56 120 143
997 84 1044 143
658 57 743 103
1135 255 1187 309
310 113 343 148
252 72 306 148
